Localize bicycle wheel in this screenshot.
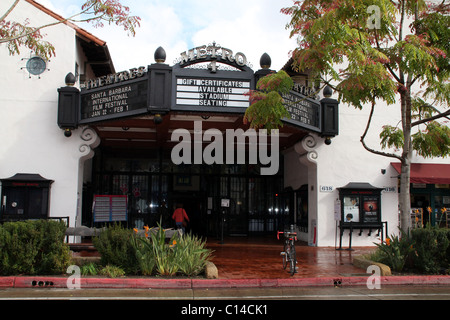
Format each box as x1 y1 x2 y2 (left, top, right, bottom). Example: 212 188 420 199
289 242 297 276
282 243 288 270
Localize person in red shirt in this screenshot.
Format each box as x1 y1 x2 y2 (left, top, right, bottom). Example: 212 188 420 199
172 204 189 233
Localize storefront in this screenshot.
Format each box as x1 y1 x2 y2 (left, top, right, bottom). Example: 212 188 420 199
391 163 450 228
2 1 448 247
60 44 339 238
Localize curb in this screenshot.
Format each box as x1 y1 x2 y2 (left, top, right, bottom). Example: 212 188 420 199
1 275 450 289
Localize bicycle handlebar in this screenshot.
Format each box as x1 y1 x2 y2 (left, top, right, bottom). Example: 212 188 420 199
277 230 297 241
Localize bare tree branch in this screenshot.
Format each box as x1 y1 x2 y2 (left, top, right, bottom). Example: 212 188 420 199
361 100 403 161
0 0 19 22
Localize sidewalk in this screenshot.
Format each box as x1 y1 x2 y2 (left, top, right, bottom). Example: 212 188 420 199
1 236 449 289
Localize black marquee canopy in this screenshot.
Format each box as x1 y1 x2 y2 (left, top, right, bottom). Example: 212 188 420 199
57 44 339 148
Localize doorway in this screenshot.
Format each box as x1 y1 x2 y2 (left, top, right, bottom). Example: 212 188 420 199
89 149 289 236
170 192 205 235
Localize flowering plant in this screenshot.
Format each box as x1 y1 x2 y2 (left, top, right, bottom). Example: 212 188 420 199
374 231 414 272
131 223 212 277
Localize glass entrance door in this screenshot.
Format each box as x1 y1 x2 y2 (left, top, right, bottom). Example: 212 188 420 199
91 152 286 235
227 177 247 235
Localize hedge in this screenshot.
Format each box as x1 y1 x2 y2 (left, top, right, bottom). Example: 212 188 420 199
410 228 450 274
0 220 71 275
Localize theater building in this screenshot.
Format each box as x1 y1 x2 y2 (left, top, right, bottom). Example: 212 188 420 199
1 0 449 247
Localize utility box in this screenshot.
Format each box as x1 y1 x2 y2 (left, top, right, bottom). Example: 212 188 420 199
1 174 53 220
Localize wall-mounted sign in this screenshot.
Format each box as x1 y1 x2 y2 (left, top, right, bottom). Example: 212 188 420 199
320 185 334 193
178 43 248 70
176 77 250 108
221 199 230 208
81 67 146 90
383 186 396 193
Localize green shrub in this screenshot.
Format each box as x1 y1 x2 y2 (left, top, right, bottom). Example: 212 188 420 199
99 265 125 278
92 223 138 274
373 231 414 272
130 231 155 276
141 226 179 277
132 225 213 277
371 227 450 274
176 233 212 277
0 220 71 275
411 227 450 274
80 262 100 276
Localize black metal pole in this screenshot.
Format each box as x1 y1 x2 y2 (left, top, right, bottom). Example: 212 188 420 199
220 209 225 244
347 222 354 251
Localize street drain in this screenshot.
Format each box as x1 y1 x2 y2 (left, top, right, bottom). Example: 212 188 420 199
31 280 54 287
333 278 342 287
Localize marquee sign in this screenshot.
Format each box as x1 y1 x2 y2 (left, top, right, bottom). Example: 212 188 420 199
58 43 339 137
80 79 148 122
79 67 148 124
282 89 321 133
172 43 254 113
176 78 250 108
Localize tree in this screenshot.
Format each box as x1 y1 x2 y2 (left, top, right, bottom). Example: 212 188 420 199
244 70 294 131
0 0 140 61
276 0 449 231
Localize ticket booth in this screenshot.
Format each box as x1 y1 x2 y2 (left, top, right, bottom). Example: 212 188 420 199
1 174 53 221
337 182 385 249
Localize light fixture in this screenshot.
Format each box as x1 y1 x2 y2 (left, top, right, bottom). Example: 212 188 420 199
154 114 163 124
64 128 72 138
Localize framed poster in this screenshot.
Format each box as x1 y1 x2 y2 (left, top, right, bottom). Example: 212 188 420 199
343 196 360 223
338 183 383 227
93 195 128 222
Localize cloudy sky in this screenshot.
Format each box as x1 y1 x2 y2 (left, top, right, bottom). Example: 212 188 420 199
35 0 299 72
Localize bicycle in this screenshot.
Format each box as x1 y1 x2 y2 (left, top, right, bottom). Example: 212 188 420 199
277 225 298 276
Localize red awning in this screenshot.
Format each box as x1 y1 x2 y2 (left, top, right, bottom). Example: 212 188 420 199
391 163 450 184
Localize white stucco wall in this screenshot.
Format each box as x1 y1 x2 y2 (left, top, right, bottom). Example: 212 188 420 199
285 87 448 247
0 0 96 228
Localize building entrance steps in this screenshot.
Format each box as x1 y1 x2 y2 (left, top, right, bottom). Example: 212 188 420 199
205 236 375 279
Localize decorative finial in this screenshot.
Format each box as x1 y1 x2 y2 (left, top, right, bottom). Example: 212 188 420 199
323 85 333 98
260 53 271 69
65 72 76 86
154 46 166 63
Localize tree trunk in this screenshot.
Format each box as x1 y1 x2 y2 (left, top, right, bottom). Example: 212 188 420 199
399 89 413 234
399 159 412 233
